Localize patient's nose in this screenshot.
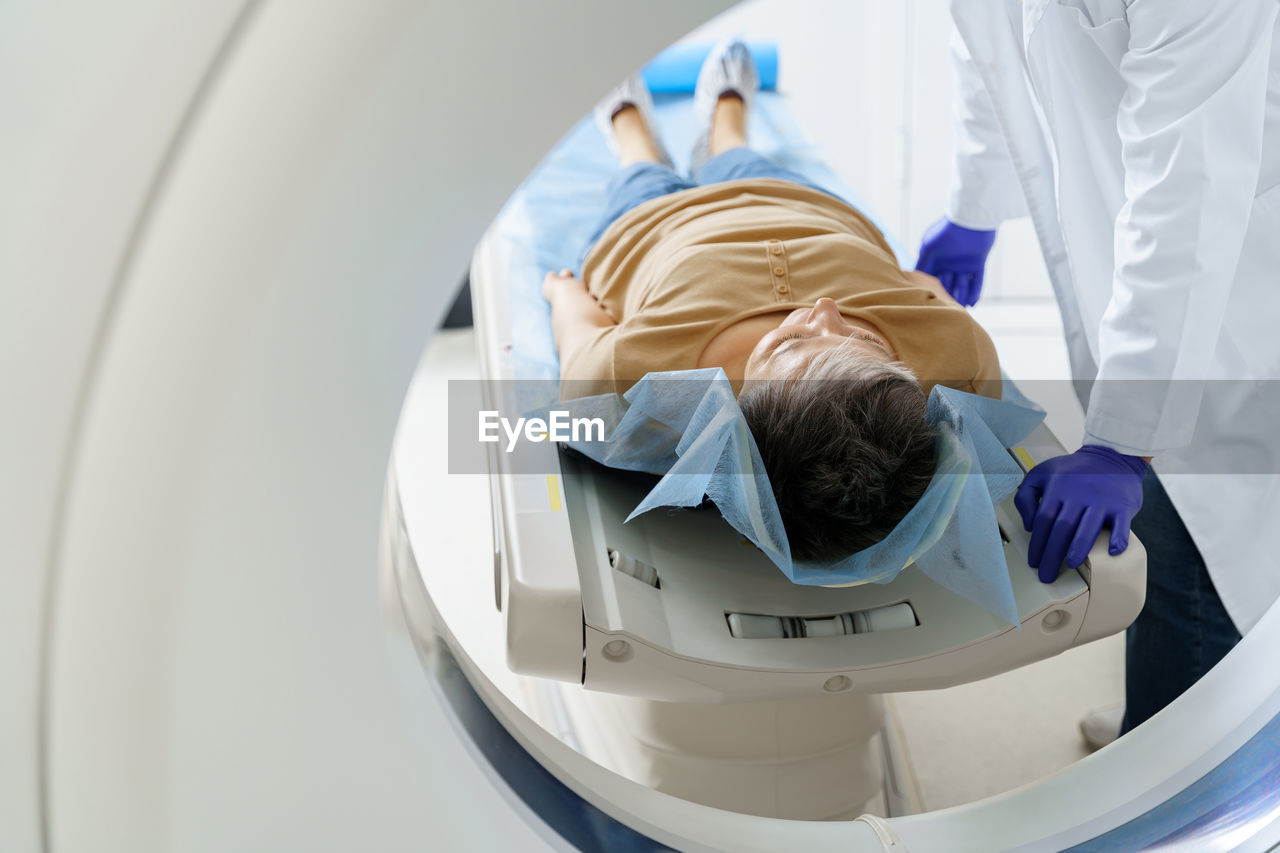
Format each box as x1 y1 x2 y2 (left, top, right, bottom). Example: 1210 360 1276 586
808 297 844 329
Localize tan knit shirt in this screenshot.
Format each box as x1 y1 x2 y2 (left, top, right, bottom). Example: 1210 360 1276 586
563 179 1000 398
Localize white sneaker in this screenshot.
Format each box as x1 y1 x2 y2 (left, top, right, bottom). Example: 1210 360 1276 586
1079 704 1125 751
690 38 760 173
593 74 673 167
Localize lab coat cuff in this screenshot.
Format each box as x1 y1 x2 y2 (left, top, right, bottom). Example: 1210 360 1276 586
1083 413 1194 459
945 194 1017 232
1082 431 1155 459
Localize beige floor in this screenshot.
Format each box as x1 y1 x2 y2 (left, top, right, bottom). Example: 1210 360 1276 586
890 634 1124 811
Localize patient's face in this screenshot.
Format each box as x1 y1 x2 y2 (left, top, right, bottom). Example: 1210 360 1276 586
743 298 894 382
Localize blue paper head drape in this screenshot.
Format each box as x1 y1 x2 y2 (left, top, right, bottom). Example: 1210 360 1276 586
559 369 1045 625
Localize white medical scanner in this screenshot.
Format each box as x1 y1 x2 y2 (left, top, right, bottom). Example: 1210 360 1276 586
480 220 1145 692
6 3 1280 852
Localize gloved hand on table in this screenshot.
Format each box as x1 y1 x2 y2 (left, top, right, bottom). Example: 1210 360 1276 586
1014 445 1149 583
915 217 997 307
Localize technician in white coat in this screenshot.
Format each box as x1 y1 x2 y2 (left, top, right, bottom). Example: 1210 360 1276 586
916 0 1280 736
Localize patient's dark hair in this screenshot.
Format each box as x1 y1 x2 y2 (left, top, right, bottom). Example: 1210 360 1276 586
739 349 937 562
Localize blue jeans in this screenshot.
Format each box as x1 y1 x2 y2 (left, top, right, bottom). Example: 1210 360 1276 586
1120 470 1242 733
581 148 840 258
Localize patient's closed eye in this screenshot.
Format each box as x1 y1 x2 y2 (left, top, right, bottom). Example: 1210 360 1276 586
769 332 805 354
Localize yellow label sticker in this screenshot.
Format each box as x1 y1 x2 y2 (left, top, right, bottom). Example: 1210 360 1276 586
1012 446 1035 471
545 475 562 512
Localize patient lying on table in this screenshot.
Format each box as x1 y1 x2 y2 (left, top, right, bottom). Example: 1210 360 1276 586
546 42 1000 563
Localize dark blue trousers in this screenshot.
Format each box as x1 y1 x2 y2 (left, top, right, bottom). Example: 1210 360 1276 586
1121 471 1242 733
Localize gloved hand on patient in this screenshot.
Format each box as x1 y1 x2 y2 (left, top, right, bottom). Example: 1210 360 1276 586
1014 445 1149 582
915 217 997 307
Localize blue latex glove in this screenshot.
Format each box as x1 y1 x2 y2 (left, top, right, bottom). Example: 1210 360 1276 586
1014 445 1149 583
915 218 997 307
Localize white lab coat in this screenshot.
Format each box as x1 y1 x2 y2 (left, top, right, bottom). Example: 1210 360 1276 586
946 0 1280 633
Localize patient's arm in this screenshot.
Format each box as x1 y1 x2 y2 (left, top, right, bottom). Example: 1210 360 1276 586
543 269 616 367
905 269 960 306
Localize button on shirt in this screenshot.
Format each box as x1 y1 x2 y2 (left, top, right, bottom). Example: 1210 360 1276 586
565 179 1001 398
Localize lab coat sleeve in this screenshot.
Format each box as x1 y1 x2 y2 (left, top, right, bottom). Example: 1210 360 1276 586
1084 0 1279 455
945 27 1029 230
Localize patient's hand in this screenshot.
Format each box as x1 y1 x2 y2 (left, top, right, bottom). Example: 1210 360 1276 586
543 270 614 314
544 269 616 367
542 269 580 301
